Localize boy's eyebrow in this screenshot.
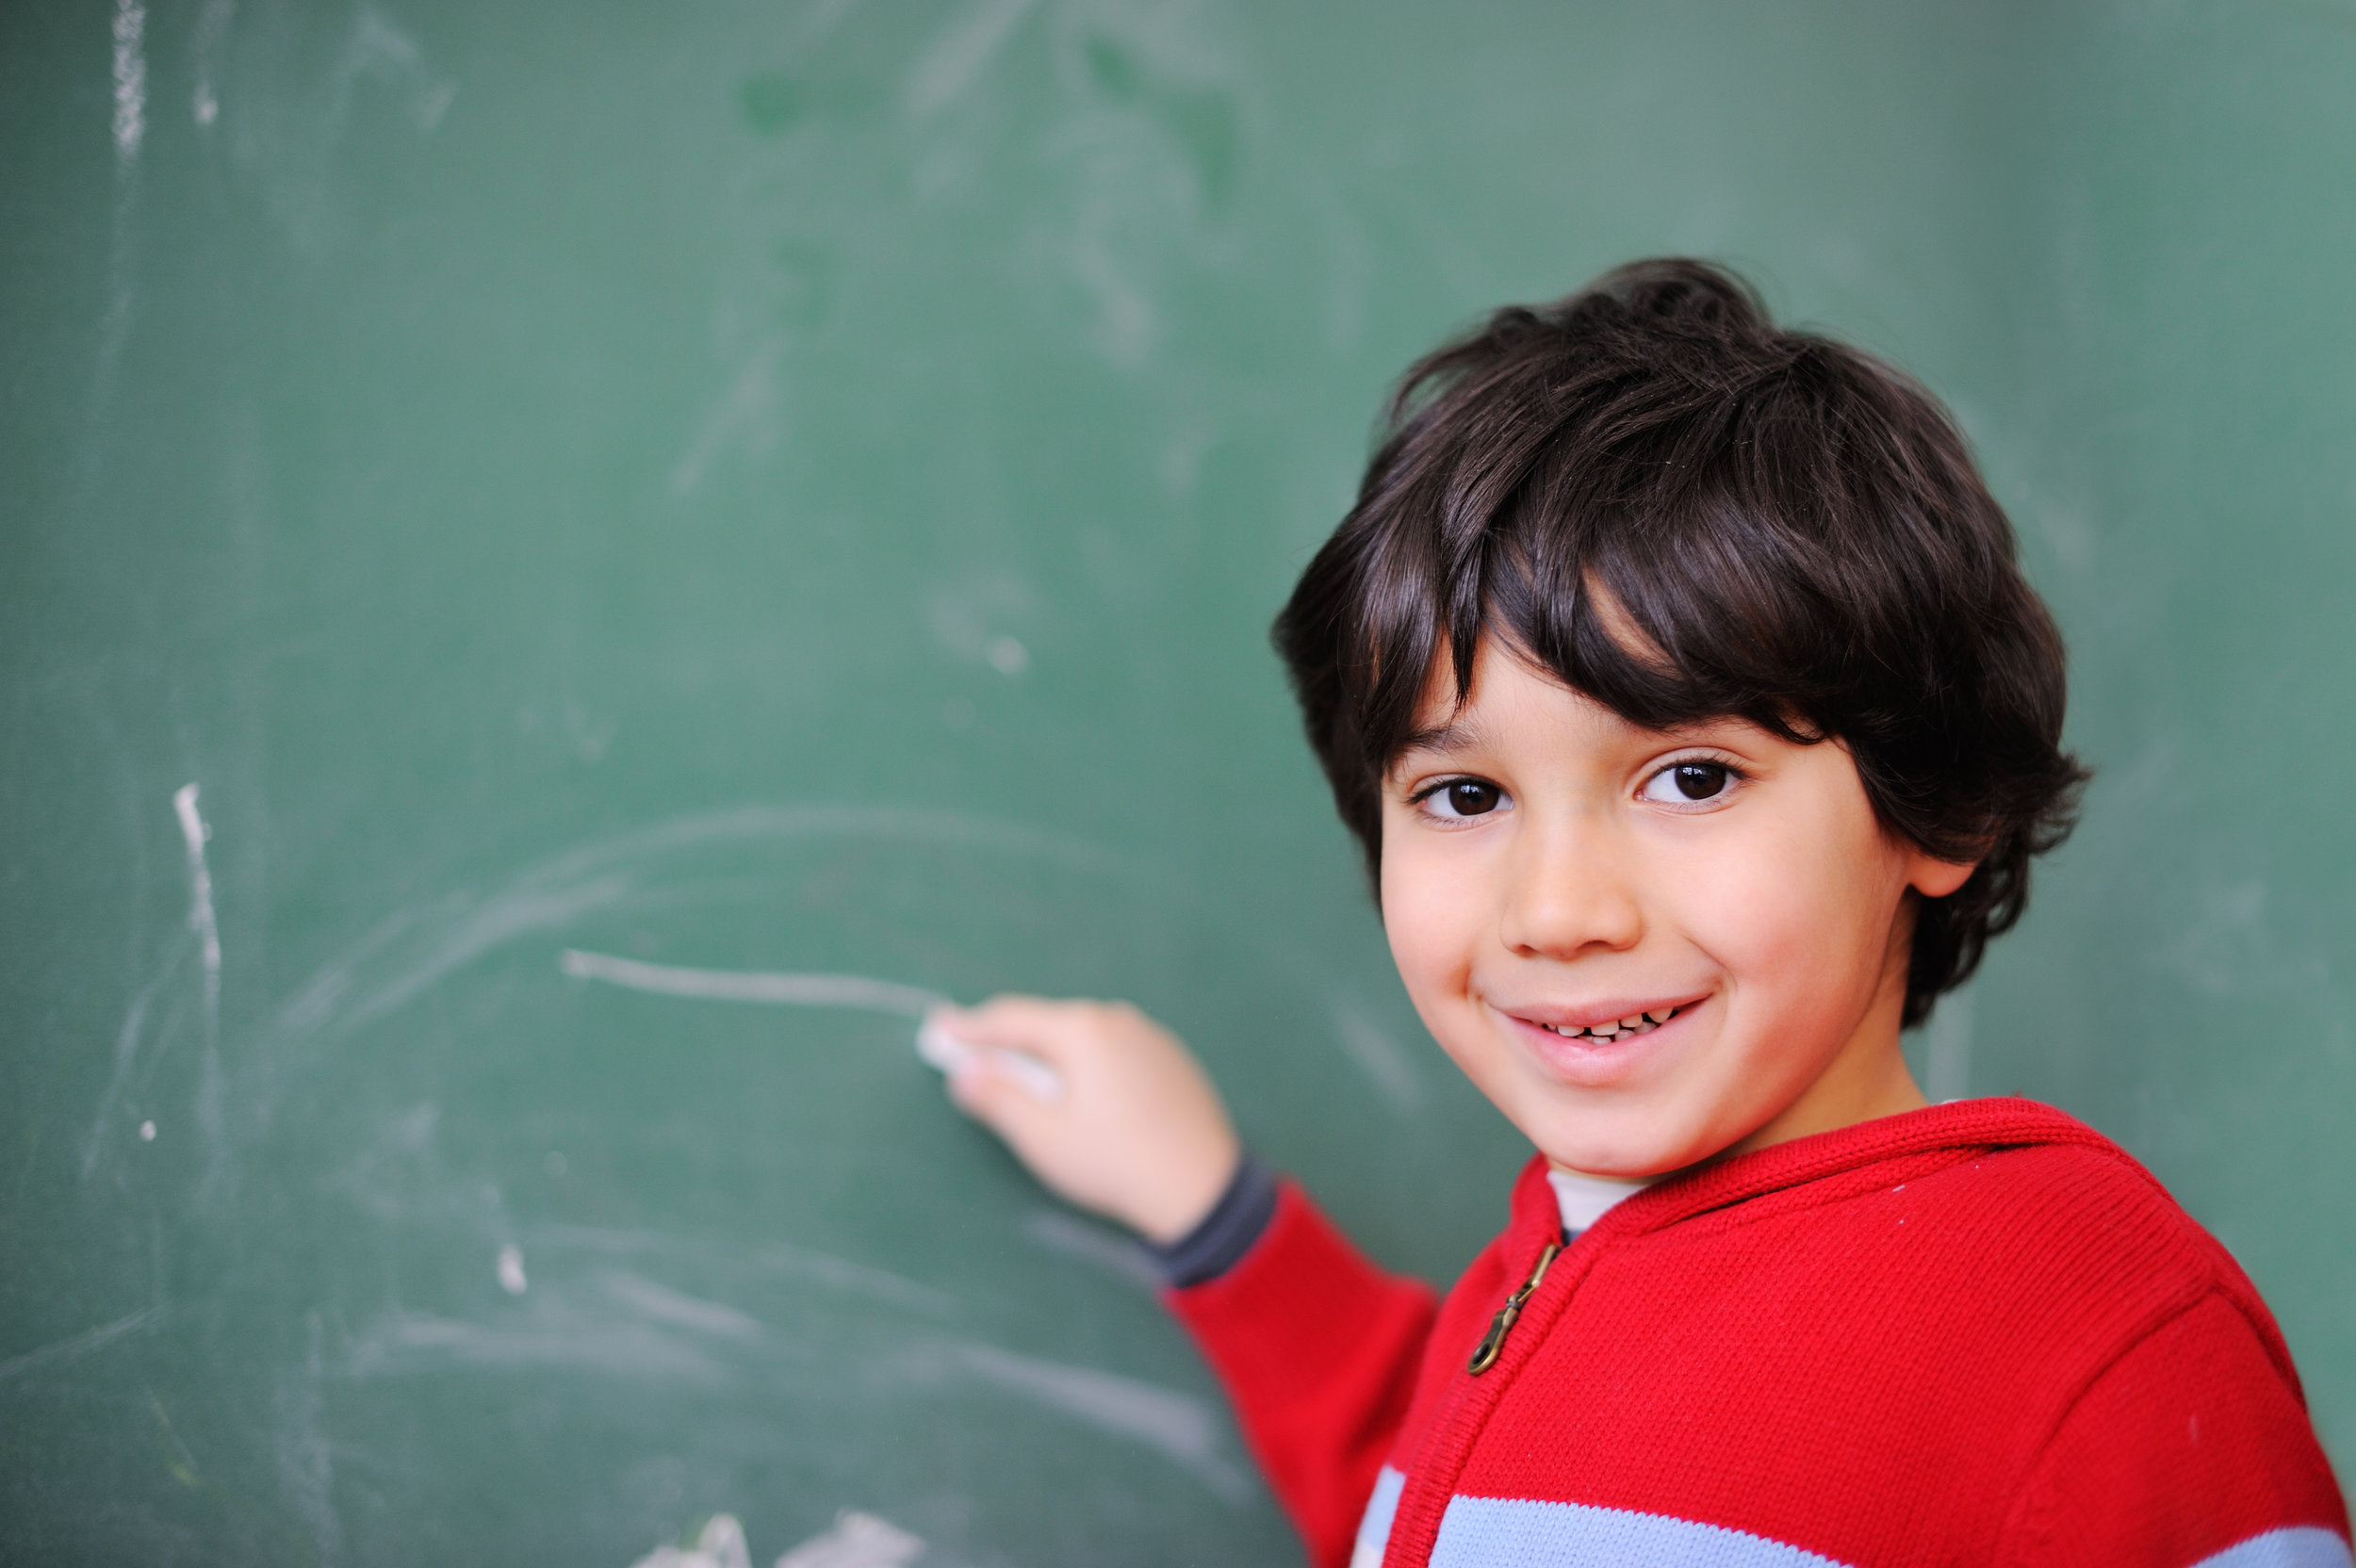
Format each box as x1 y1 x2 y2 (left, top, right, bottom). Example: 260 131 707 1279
1388 717 1486 770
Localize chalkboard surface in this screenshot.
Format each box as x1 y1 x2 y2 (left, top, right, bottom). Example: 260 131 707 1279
4 2 2349 1561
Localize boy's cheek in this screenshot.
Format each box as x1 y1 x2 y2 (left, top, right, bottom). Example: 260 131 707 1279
1668 811 1882 981
1380 890 1495 1074
1379 851 1468 986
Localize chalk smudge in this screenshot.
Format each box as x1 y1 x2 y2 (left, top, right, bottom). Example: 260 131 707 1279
599 1271 762 1343
351 9 456 133
630 1513 751 1568
629 1511 924 1568
671 336 782 496
274 1312 341 1562
172 784 221 1021
0 1305 167 1383
560 949 946 1018
985 633 1028 675
927 571 1036 675
345 1308 723 1385
777 1511 925 1568
956 1341 1248 1498
904 0 1035 122
350 1236 936 1389
112 0 146 161
81 943 184 1177
191 0 233 126
534 1224 954 1316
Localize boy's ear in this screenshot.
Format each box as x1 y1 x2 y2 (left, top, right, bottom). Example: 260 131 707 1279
1905 849 1978 901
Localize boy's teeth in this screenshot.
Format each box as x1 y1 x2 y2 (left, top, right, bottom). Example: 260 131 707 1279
1545 1005 1680 1039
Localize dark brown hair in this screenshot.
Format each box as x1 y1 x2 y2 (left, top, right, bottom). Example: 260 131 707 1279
1273 258 2087 1027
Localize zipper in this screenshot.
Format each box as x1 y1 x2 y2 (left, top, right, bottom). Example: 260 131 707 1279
1464 1238 1561 1375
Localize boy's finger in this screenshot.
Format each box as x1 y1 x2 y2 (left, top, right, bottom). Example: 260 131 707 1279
946 1053 1059 1137
921 1015 1069 1111
929 997 1088 1062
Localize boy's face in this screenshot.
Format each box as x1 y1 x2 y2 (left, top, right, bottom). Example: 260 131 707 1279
1380 636 1973 1178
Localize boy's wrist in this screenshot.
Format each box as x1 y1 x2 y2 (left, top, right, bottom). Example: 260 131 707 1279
1139 1152 1280 1288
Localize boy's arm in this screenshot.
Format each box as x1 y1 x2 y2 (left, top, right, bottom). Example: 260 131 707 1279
1163 1178 1436 1568
933 997 1437 1566
1994 1292 2351 1567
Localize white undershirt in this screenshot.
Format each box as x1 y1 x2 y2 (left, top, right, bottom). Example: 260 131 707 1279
1546 1166 1657 1234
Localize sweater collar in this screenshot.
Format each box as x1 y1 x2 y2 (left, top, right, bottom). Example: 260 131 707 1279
1506 1097 2140 1252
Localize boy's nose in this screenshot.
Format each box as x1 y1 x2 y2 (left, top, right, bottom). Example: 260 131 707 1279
1495 811 1644 959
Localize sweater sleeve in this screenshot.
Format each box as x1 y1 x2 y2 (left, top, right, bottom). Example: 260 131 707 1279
1996 1293 2351 1567
1164 1180 1438 1568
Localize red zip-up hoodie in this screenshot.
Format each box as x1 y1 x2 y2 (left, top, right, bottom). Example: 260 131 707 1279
1168 1100 2349 1568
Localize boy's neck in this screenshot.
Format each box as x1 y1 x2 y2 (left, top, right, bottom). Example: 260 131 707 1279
1722 906 1930 1159
1727 1025 1929 1159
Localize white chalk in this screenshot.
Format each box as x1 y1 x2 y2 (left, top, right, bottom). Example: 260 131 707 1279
917 1020 1063 1103
172 784 221 1023
559 950 944 1017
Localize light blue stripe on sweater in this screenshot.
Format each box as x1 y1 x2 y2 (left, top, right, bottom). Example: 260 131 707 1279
2192 1528 2355 1568
1381 1488 2348 1567
1350 1465 1406 1568
1428 1496 1851 1568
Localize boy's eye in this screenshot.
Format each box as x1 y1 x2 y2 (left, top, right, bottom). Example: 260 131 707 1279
1642 761 1734 803
1425 779 1505 818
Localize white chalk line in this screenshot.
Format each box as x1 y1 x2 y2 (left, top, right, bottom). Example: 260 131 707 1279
904 0 1036 122
531 1224 956 1316
558 950 946 1018
172 783 221 1020
670 336 781 497
0 1304 166 1382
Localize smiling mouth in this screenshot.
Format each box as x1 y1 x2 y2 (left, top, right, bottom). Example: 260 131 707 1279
1534 1004 1689 1044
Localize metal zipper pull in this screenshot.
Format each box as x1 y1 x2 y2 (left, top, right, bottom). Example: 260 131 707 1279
1465 1239 1561 1375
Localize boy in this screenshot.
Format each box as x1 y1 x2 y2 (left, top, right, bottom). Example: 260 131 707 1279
928 260 2350 1567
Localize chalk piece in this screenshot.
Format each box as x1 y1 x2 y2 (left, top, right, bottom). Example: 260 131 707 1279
626 1513 751 1568
917 1020 1064 1103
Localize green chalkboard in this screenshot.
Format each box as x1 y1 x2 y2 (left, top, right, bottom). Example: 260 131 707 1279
4 1 2348 1561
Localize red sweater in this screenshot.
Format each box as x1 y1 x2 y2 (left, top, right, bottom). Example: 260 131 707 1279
1168 1099 2349 1568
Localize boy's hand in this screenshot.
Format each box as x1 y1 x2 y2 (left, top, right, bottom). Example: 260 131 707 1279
928 996 1241 1246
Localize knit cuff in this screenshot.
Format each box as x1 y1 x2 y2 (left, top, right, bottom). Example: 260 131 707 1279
1141 1152 1280 1288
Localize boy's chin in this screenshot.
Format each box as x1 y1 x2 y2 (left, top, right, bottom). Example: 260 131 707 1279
1507 1084 1746 1181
